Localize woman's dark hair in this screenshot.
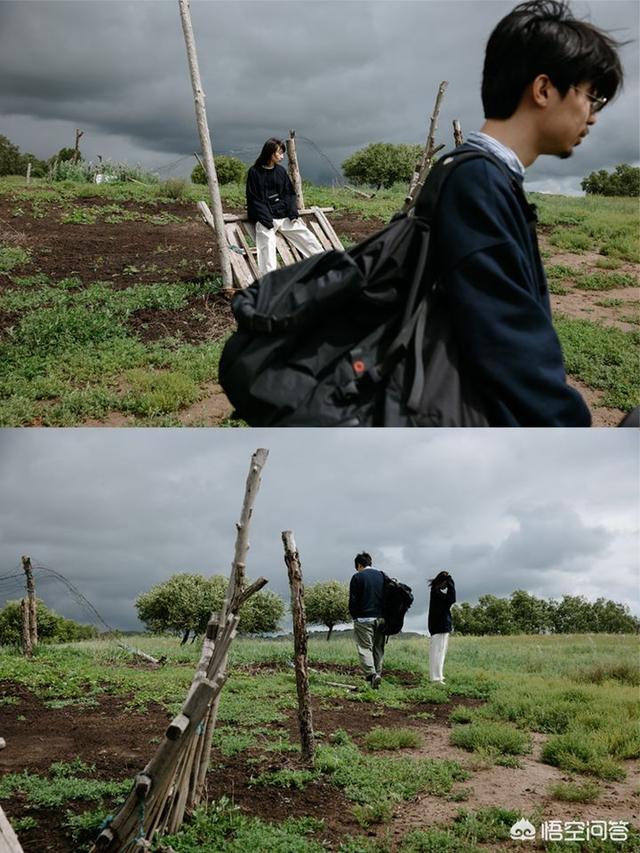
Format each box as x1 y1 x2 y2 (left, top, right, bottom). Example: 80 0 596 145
429 571 451 589
254 138 286 168
482 0 625 119
354 552 373 569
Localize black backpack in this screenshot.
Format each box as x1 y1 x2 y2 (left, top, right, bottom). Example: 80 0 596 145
219 150 520 426
382 574 414 636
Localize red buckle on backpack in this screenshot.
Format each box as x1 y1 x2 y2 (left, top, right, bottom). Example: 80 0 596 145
352 359 366 376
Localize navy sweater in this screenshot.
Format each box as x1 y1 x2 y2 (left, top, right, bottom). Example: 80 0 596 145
423 147 591 427
246 164 298 229
428 580 456 635
349 568 385 619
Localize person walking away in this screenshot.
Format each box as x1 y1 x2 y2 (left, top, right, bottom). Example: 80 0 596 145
349 552 386 688
424 0 624 425
428 571 456 683
246 138 323 276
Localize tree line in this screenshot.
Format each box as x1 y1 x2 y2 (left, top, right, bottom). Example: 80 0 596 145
2 132 637 197
0 575 636 645
452 590 639 635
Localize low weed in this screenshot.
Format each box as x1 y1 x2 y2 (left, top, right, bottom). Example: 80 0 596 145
249 768 319 790
399 828 481 853
0 768 129 807
549 779 601 802
451 806 522 843
364 727 422 750
541 731 625 780
575 271 637 291
353 799 395 826
0 245 31 272
554 315 640 410
450 721 530 755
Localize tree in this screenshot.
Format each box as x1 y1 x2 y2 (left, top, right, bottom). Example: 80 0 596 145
581 163 640 197
20 152 48 178
135 572 284 641
0 599 97 646
342 142 422 189
191 155 246 186
304 580 350 640
0 135 22 176
509 590 551 634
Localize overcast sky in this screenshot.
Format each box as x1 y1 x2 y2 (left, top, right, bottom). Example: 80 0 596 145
1 429 638 633
0 1 638 193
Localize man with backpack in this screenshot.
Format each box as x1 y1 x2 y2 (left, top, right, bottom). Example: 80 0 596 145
422 0 624 425
349 552 386 689
220 0 625 427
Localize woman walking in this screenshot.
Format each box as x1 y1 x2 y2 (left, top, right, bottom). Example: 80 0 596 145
428 571 456 683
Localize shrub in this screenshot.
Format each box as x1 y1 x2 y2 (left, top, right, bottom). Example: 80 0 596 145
365 727 422 750
450 721 530 755
191 156 246 185
550 780 600 802
342 143 422 188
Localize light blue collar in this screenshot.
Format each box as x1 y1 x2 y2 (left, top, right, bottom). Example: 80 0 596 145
465 132 526 179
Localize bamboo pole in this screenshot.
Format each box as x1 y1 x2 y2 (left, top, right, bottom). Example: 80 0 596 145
0 805 25 853
20 599 31 659
403 80 448 214
286 130 305 211
178 0 233 290
90 449 270 851
25 162 31 185
282 531 315 763
453 120 464 147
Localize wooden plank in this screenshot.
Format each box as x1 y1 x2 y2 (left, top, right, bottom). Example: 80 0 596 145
223 207 334 223
233 224 260 281
309 219 331 251
312 207 344 250
275 233 296 266
0 806 25 853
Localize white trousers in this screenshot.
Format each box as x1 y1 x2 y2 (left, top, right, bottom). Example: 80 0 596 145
255 217 323 275
429 632 449 682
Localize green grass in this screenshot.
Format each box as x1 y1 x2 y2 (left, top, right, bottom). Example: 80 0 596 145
554 315 640 410
0 764 129 807
549 779 601 802
364 727 422 750
0 245 31 272
574 271 637 291
449 721 530 756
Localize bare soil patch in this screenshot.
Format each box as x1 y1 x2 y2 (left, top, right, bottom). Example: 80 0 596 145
1 669 637 852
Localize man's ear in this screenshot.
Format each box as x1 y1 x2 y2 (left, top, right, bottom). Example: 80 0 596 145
531 74 554 110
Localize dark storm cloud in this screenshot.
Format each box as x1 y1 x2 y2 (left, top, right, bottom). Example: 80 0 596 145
0 1 637 190
0 430 637 633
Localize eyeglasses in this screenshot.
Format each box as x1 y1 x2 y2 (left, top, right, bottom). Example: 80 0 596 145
571 85 607 114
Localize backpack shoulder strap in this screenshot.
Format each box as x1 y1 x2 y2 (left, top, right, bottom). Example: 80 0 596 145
414 148 530 223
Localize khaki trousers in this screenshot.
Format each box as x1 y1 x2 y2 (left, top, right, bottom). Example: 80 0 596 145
353 618 386 677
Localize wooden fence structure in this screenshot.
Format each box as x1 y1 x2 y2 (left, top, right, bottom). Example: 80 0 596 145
90 449 270 852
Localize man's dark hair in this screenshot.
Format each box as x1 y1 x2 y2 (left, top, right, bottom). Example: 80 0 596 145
255 137 286 168
354 552 373 569
429 570 451 589
482 0 624 119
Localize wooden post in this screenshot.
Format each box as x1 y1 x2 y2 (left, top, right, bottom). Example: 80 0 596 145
20 599 32 659
0 806 25 853
21 556 37 650
403 80 448 214
282 531 315 763
25 162 31 185
453 120 464 147
178 0 233 290
286 130 305 211
74 129 84 162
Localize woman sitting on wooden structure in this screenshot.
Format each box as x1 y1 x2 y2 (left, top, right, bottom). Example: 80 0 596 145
246 138 323 275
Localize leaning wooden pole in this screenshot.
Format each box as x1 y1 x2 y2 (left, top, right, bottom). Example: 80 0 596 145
22 556 37 650
178 0 233 290
20 599 31 659
453 119 464 147
90 449 270 852
403 80 448 214
282 531 315 763
0 805 25 853
286 130 305 211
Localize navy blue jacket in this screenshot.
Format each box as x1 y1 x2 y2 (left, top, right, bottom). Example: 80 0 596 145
424 147 591 426
428 579 456 635
349 567 385 619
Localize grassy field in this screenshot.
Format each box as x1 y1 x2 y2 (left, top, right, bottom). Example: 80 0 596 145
1 633 638 851
0 176 638 426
